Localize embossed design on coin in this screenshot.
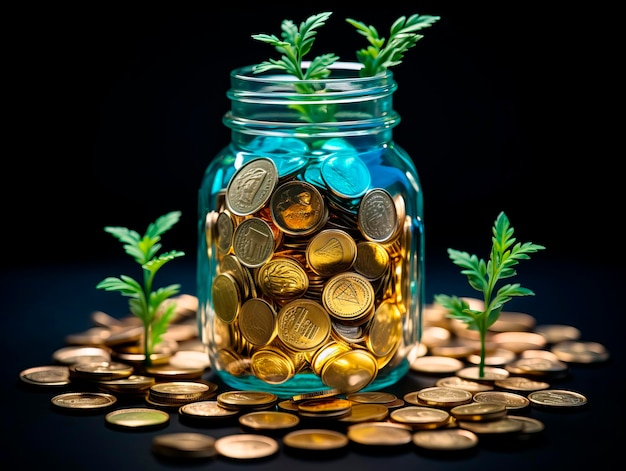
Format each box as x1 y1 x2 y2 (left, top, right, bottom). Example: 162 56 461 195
358 188 398 244
226 158 278 216
528 389 588 408
232 217 275 268
322 272 374 324
320 153 371 199
277 299 331 352
270 180 324 235
256 256 308 300
306 229 357 277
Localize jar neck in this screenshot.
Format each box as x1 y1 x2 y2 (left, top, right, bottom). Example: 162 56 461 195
224 62 399 146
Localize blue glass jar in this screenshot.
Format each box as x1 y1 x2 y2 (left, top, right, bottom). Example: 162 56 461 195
197 62 424 397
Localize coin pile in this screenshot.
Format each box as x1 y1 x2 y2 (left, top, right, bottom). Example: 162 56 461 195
204 156 418 391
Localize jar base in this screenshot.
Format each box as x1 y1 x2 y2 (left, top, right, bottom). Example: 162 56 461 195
212 359 410 398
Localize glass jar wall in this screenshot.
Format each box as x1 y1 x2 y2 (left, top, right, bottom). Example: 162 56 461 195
197 62 424 397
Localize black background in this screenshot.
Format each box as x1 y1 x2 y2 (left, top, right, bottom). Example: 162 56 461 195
5 5 620 269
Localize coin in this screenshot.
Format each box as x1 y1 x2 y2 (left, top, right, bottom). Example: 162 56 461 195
239 410 300 431
550 340 610 363
19 365 70 387
51 391 117 411
389 406 451 429
151 432 217 459
214 434 279 459
410 355 465 374
450 402 507 421
412 428 479 451
347 422 413 446
178 400 240 421
226 157 278 216
283 429 349 451
472 391 530 411
527 389 588 408
105 407 170 429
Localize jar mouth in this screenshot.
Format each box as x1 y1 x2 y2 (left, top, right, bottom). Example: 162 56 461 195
231 61 393 85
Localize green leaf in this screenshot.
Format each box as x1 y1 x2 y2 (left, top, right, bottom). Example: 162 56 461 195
143 250 186 276
97 211 184 367
252 12 336 80
151 302 177 347
348 14 441 76
435 211 545 377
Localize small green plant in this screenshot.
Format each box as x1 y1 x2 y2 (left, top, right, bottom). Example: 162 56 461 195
96 211 185 368
346 14 441 77
434 212 545 378
251 12 440 122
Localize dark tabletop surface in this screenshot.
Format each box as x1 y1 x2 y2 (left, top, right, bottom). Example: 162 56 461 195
3 253 623 470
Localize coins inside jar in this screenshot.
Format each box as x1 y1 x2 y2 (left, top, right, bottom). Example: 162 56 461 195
205 155 415 391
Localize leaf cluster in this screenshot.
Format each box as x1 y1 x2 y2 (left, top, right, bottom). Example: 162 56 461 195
251 12 338 81
434 212 545 334
347 14 440 77
96 211 185 352
251 12 440 80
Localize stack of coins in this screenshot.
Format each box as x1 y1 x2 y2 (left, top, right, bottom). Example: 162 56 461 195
205 156 414 391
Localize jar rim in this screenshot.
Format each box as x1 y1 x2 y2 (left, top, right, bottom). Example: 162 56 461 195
231 61 393 84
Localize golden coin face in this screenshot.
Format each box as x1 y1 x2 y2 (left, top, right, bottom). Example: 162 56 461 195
250 347 295 384
211 272 241 324
232 217 275 268
322 272 375 323
238 298 277 346
353 241 390 281
276 299 331 352
270 180 325 235
320 349 378 394
226 158 278 216
256 256 309 300
306 229 357 277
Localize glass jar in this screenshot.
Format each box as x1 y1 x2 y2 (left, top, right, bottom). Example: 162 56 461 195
197 62 424 397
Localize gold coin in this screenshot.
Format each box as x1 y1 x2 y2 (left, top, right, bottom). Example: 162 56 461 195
412 429 479 451
550 340 610 363
414 386 473 408
19 365 70 387
435 376 494 393
211 272 241 324
105 407 170 429
250 347 295 384
238 298 278 346
214 434 279 459
151 432 217 459
450 402 507 421
270 180 325 236
276 299 331 352
306 229 357 277
178 400 239 420
353 241 390 281
217 390 279 410
256 256 309 300
458 417 524 435
239 410 300 431
389 406 451 428
320 348 378 394
410 355 465 375
347 422 413 446
366 300 402 359
51 392 117 411
282 429 349 451
337 403 389 423
322 272 375 324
